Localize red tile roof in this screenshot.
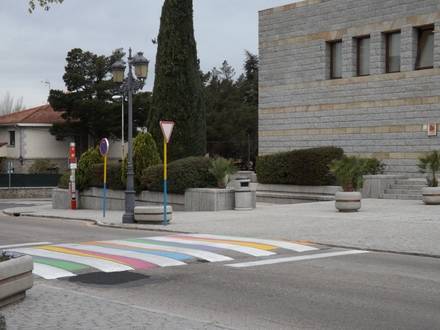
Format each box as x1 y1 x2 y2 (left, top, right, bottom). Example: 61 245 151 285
0 104 64 125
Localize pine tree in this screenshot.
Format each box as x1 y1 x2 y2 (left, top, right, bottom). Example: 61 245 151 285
149 0 206 160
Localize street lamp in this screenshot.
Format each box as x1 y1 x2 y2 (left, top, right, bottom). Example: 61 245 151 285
111 48 149 223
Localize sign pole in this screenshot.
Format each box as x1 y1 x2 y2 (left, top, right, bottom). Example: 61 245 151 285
103 154 108 218
159 120 175 226
69 142 77 210
163 140 168 225
99 138 110 218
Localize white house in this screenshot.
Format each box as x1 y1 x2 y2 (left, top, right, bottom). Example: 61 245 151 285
0 104 127 174
0 104 69 173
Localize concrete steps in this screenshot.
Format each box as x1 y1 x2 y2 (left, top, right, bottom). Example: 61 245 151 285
382 178 426 200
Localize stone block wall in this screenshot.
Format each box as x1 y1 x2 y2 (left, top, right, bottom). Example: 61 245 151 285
259 0 440 176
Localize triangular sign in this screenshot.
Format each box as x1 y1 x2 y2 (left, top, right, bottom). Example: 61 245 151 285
160 120 175 143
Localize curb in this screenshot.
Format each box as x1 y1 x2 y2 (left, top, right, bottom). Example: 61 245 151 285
2 209 191 234
311 241 440 259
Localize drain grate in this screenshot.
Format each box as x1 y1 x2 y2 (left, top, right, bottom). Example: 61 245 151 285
67 271 150 285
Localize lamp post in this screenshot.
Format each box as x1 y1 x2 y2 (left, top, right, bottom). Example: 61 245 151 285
111 48 149 223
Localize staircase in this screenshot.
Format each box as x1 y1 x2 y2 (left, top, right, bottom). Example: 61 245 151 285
381 178 427 200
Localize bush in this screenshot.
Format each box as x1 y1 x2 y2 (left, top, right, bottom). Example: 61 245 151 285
90 163 125 191
122 132 161 192
58 171 70 189
141 156 216 194
76 147 102 191
330 156 385 191
209 157 237 188
29 159 58 174
256 147 344 186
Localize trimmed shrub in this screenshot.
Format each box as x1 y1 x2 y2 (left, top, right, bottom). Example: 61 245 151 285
141 156 216 194
76 147 102 191
58 171 70 189
29 159 58 174
122 132 161 192
256 147 344 186
90 163 125 191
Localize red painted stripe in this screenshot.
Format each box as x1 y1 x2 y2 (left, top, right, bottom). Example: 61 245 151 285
57 246 156 270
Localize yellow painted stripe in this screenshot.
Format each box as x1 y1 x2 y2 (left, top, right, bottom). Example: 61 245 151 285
39 246 129 266
177 236 277 251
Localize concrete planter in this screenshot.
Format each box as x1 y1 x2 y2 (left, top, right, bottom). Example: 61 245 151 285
185 188 235 211
421 187 440 205
335 191 362 212
0 254 33 308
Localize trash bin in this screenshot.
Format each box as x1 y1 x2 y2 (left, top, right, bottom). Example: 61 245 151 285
233 178 253 211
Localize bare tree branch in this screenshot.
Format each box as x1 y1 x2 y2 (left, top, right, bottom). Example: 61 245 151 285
28 0 64 13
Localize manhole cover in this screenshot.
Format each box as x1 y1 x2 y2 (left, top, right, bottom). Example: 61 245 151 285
67 271 150 285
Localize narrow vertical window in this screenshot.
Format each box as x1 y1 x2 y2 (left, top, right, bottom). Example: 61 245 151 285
357 36 370 76
9 131 15 147
330 40 342 79
386 31 401 73
416 26 434 70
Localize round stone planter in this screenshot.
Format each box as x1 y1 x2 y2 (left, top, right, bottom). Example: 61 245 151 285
335 191 362 212
0 254 33 308
421 187 440 205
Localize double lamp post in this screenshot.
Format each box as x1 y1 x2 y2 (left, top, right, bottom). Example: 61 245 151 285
111 48 149 223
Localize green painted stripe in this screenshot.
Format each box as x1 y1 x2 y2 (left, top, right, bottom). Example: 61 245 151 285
32 256 88 272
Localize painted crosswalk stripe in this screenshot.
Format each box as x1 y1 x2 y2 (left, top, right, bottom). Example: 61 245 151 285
186 234 319 252
10 247 132 272
32 257 88 272
90 242 192 261
148 236 276 257
60 244 186 267
33 263 77 280
0 242 52 249
171 235 277 251
226 250 369 268
104 239 233 262
43 246 156 270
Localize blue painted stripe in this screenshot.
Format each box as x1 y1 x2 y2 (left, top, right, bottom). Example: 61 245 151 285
93 242 192 261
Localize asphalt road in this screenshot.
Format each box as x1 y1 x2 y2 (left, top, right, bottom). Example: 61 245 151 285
1 208 440 329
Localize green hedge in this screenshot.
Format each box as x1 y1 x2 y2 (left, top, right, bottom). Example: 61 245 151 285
141 156 216 194
90 163 125 191
256 147 344 185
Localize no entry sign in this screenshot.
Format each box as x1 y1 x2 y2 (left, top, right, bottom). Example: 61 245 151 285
99 138 109 156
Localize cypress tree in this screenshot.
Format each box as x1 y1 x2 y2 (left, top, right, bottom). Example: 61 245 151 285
149 0 206 160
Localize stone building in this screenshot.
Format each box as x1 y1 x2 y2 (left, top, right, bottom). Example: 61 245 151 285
259 0 440 176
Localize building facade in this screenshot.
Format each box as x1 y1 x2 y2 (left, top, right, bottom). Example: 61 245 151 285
0 105 123 173
259 0 440 176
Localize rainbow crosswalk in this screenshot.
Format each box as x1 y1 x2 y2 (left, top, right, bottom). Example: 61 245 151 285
6 234 319 280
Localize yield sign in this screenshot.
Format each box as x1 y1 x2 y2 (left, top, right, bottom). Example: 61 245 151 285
160 120 175 143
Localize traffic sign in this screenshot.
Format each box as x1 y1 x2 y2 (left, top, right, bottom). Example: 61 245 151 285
99 138 109 156
160 121 175 143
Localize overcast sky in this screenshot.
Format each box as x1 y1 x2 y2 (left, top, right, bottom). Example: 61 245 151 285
0 0 298 108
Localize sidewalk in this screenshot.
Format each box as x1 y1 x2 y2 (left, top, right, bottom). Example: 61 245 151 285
3 199 440 257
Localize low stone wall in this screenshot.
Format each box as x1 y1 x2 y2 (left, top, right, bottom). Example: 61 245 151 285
362 175 406 198
52 188 185 211
0 187 53 199
256 184 342 204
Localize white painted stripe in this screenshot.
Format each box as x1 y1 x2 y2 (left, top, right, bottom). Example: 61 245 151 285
33 263 76 280
105 240 233 262
226 250 369 268
187 234 318 252
0 242 52 249
60 244 186 267
9 248 133 273
148 236 276 257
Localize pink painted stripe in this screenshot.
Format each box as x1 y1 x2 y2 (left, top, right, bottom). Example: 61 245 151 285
58 246 156 270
